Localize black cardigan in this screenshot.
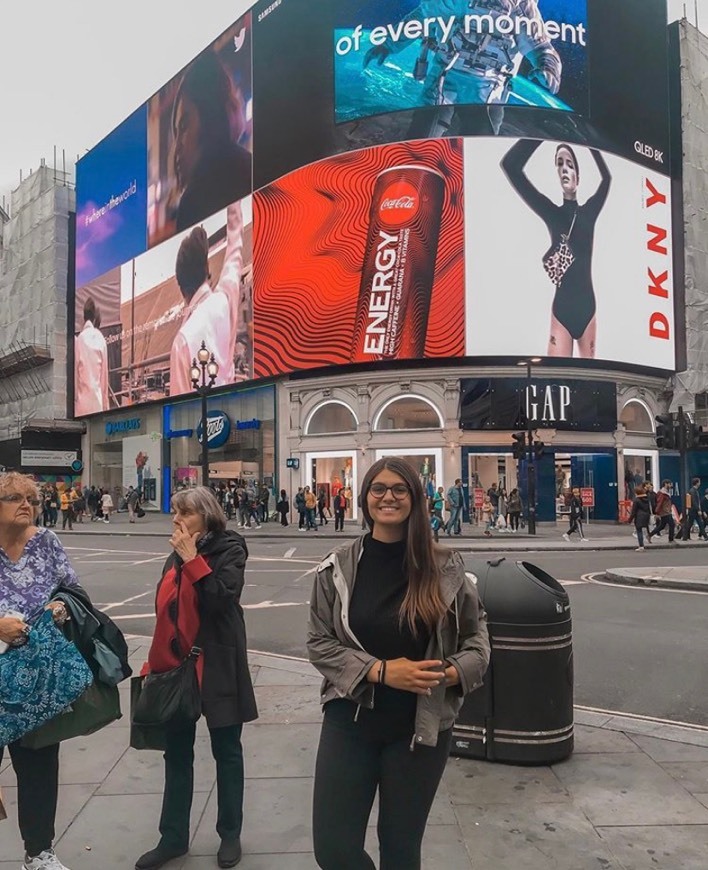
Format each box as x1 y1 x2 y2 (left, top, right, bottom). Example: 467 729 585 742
160 530 258 729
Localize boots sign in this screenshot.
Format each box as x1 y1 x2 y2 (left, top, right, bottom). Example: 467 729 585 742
196 411 232 449
460 379 617 432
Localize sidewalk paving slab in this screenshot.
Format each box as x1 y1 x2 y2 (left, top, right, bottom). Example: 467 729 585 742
3 642 708 868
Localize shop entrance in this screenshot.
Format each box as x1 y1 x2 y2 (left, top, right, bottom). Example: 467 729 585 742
555 452 617 522
306 452 356 520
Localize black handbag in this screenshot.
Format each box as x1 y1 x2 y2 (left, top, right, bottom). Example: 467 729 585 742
131 647 201 727
136 507 146 518
130 564 202 728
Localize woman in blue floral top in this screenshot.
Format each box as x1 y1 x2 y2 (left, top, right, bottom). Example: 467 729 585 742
0 472 80 870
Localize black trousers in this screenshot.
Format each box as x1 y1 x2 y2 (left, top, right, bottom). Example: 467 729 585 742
682 508 707 540
159 723 244 850
508 511 521 531
0 741 59 857
334 510 345 531
313 710 452 870
650 514 675 542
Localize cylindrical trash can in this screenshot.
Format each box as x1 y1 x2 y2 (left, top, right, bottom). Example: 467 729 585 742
451 557 573 765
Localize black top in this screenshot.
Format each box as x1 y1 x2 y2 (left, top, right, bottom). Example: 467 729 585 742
327 534 431 741
629 495 652 528
502 139 611 340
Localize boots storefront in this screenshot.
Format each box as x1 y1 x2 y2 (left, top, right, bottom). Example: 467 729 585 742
83 385 275 512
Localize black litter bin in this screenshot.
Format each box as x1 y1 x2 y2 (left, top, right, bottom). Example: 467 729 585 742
451 557 573 765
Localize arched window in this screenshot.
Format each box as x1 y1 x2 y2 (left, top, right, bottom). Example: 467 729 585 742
373 396 443 431
620 401 654 434
305 401 358 435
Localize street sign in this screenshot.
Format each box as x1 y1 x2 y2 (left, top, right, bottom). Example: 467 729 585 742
473 488 484 509
286 458 300 470
580 487 595 508
70 460 84 473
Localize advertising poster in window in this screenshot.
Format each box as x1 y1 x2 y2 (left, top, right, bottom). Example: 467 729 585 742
464 137 675 369
147 13 253 249
74 196 253 412
253 138 465 378
121 433 162 510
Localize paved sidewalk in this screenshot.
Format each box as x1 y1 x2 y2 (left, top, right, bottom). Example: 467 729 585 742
604 565 708 592
53 513 708 553
2 642 708 869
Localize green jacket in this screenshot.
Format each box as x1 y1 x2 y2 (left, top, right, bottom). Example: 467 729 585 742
307 537 490 748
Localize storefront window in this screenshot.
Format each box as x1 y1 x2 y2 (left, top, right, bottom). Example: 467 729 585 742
377 449 444 500
307 453 356 519
166 385 275 502
306 402 358 435
374 397 442 431
467 454 519 526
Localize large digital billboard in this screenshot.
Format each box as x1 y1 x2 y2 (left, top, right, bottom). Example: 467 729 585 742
74 0 676 417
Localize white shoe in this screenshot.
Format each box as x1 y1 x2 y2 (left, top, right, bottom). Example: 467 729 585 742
562 533 570 542
23 849 71 870
255 524 262 529
635 546 645 552
581 538 590 542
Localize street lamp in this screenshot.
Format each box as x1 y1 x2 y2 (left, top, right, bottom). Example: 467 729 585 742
517 357 543 535
191 341 219 486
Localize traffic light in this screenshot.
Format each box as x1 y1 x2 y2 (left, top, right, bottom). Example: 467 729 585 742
534 440 545 459
688 423 708 449
655 414 675 449
512 432 526 461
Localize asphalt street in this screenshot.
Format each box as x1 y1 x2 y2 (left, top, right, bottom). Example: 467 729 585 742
60 533 708 728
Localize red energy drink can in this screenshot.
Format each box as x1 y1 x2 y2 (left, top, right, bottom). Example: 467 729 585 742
351 164 445 362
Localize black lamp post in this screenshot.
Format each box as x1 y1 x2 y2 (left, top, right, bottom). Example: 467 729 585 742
517 357 542 536
191 341 219 487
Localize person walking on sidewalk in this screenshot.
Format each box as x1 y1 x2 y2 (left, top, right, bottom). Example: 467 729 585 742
648 480 678 546
127 486 141 524
507 488 522 532
136 487 258 870
308 456 490 870
487 483 500 524
295 488 306 531
629 485 653 551
562 487 588 542
445 479 464 537
304 486 318 531
276 489 289 527
59 488 73 531
100 489 114 524
682 477 708 541
333 489 346 532
0 473 93 870
317 488 329 526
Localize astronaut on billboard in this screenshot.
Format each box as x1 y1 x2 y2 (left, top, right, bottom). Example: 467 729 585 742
362 0 563 135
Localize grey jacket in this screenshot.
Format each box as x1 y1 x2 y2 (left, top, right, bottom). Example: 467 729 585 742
307 537 490 748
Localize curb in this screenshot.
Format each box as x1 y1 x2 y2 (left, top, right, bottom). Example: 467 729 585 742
603 568 708 592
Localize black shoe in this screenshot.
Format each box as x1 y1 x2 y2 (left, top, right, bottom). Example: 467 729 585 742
135 844 188 870
217 838 242 868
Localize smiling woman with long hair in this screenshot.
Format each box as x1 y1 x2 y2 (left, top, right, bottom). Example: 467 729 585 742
308 457 490 870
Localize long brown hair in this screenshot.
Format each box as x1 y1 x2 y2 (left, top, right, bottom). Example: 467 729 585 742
361 457 446 634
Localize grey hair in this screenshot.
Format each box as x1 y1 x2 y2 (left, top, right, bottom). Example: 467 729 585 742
171 486 226 534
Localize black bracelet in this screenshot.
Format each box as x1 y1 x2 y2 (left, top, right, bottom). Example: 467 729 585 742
379 660 387 686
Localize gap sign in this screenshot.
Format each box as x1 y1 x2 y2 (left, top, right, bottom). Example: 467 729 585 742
196 411 231 449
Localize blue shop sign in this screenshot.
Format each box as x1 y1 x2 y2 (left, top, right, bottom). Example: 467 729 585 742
105 418 141 436
236 418 261 431
196 411 232 449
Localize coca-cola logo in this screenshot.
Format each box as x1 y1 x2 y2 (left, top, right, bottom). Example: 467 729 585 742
197 411 232 449
379 179 420 227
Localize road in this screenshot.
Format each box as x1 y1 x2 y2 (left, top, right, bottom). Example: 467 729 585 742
62 534 708 727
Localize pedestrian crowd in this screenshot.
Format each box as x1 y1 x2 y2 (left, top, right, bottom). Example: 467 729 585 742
0 460 490 870
35 484 125 531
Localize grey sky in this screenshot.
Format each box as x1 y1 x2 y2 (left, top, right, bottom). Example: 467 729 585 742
0 0 700 201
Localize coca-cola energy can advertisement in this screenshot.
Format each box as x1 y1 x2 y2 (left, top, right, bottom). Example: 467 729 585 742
253 139 465 378
351 165 445 361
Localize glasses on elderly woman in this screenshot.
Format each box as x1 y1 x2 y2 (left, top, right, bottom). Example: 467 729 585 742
0 494 42 506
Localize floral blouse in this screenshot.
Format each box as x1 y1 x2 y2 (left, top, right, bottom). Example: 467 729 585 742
0 528 79 622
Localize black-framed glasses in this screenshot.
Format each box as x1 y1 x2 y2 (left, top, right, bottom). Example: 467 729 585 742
0 494 41 507
368 483 411 500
